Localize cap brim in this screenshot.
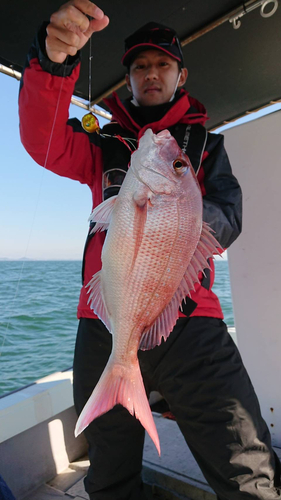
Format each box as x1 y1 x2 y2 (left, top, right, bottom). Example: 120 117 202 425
122 43 182 67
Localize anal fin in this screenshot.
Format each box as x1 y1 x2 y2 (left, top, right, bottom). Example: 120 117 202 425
86 271 111 332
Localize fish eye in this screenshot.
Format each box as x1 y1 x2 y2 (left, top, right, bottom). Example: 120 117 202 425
173 158 188 174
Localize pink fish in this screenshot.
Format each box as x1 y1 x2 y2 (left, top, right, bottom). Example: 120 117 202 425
74 128 221 454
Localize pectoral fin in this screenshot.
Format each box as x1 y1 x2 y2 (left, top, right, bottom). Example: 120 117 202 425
89 195 118 233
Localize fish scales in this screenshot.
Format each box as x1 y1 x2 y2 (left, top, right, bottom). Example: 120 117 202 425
104 199 185 328
108 207 183 331
75 128 221 455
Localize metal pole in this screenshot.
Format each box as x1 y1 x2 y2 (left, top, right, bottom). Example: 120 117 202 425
0 64 21 80
90 78 126 106
0 64 112 121
70 97 112 120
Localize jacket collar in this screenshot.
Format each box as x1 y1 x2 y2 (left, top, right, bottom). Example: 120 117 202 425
103 89 209 138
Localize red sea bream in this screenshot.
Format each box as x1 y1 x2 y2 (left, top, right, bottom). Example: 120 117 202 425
74 128 221 454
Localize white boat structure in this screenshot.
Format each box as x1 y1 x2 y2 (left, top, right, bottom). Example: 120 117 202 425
0 0 281 498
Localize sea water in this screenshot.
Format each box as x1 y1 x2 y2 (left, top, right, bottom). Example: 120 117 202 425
0 260 234 397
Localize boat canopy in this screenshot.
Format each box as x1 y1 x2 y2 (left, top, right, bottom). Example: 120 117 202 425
0 0 280 128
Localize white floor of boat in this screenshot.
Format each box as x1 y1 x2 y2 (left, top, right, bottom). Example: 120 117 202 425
24 413 281 500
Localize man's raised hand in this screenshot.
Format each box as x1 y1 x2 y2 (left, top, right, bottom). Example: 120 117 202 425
46 0 109 63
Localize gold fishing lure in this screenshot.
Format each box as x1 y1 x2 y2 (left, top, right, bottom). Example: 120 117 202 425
81 36 100 134
81 112 100 133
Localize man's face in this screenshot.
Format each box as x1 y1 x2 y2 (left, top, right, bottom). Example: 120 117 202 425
125 49 188 107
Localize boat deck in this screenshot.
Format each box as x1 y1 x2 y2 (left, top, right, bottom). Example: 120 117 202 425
23 413 281 500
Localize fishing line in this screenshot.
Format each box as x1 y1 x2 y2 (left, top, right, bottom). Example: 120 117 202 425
0 57 69 359
88 28 93 109
82 30 137 152
100 133 137 152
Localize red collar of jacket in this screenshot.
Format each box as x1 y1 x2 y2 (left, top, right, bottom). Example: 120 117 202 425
103 89 209 138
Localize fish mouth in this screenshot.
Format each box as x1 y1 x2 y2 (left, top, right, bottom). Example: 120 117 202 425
131 129 177 193
154 130 172 142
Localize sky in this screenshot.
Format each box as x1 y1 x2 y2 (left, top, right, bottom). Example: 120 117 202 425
0 71 108 260
1 70 281 260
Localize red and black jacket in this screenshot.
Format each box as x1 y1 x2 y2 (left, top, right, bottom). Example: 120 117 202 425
19 24 242 320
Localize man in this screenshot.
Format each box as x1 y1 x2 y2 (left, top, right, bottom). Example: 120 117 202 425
19 1 281 499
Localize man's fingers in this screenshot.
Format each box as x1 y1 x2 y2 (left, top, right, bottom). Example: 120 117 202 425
50 5 90 34
46 1 109 62
85 15 109 37
46 24 81 48
70 0 105 21
46 34 79 59
52 1 107 33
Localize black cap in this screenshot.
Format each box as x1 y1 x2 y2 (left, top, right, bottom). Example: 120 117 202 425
122 22 184 68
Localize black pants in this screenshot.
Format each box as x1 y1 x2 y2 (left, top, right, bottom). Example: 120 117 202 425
73 316 281 500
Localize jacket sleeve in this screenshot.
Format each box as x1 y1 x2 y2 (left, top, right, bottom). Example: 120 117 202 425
18 22 98 187
200 132 242 249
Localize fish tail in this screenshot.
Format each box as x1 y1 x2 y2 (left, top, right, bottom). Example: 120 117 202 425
74 359 161 455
